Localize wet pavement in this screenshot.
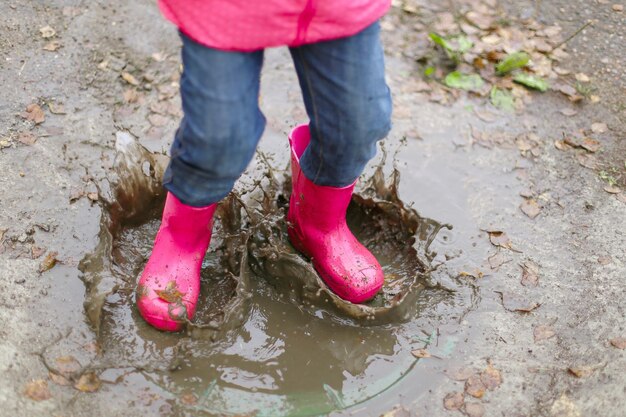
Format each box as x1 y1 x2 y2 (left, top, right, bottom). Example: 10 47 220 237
1 1 625 417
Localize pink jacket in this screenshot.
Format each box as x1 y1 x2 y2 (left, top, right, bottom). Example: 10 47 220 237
159 0 390 51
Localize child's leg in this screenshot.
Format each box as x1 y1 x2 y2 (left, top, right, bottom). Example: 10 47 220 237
288 21 392 187
163 33 266 207
285 23 392 303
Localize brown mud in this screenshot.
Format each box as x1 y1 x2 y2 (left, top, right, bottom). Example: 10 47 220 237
75 133 473 416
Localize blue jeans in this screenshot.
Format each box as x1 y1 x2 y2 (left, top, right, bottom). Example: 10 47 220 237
163 22 392 207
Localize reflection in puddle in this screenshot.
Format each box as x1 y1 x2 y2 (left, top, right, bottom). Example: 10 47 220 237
78 133 476 416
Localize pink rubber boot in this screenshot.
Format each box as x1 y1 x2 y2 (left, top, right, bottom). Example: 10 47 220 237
287 124 384 303
136 192 217 331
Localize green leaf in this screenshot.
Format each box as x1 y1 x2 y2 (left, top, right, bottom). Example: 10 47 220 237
444 71 484 91
429 32 450 50
456 36 473 53
513 73 549 92
424 66 435 77
490 87 515 112
495 52 530 74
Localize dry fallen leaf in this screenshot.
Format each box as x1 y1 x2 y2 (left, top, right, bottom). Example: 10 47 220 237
597 255 612 265
464 375 486 398
411 348 431 358
488 251 509 270
554 140 571 151
520 199 541 219
609 337 626 349
39 26 56 38
39 251 59 273
121 72 139 86
576 153 597 169
521 261 540 287
155 281 184 303
590 122 608 133
533 324 556 342
480 364 502 390
603 185 621 194
31 245 46 259
48 103 66 115
23 379 52 401
567 366 594 378
486 230 513 249
559 108 578 117
74 371 101 393
43 41 61 51
54 356 81 378
464 402 485 417
17 132 37 145
22 104 46 124
499 292 541 312
49 372 72 386
443 391 465 410
87 192 99 202
580 138 601 153
380 406 411 417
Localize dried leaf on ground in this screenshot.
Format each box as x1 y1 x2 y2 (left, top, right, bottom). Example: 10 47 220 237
48 103 66 115
474 108 498 122
499 292 540 312
31 245 46 259
488 251 509 270
576 153 597 169
603 185 621 194
554 140 571 151
155 281 184 303
597 255 612 265
591 122 608 133
123 89 139 103
464 402 485 417
580 138 601 153
557 84 583 102
464 375 486 398
23 379 52 401
559 108 578 117
567 365 595 378
520 199 541 219
39 26 56 38
521 261 540 287
43 41 62 51
54 355 81 378
411 348 431 358
443 391 465 410
18 132 37 145
121 72 139 86
609 337 626 349
39 251 58 273
533 324 556 342
74 371 101 392
22 104 45 124
87 192 99 202
486 230 513 249
480 364 502 390
49 371 72 386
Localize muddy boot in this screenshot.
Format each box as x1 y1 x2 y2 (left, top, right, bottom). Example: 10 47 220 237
136 192 217 331
287 124 384 303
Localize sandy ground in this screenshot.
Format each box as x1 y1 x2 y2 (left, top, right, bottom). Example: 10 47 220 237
1 0 625 416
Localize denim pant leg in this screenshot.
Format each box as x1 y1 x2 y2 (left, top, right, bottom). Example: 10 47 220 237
289 21 392 188
163 33 266 207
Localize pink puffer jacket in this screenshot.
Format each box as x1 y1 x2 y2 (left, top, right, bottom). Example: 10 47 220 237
159 0 391 51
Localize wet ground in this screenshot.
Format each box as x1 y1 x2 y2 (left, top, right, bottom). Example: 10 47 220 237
1 1 625 416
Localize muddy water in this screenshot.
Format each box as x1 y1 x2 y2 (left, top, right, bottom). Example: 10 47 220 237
78 132 477 416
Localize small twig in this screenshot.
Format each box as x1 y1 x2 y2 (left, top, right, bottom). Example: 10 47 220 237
551 20 592 52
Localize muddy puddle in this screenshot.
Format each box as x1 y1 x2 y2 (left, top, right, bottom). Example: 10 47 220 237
76 131 477 416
